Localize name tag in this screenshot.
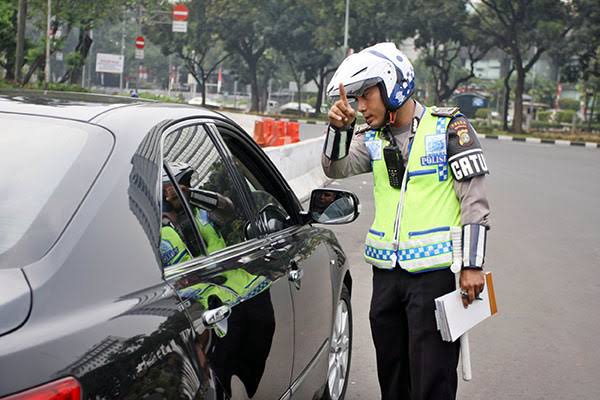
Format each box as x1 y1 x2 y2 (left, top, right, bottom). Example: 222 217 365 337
425 134 446 156
366 140 382 160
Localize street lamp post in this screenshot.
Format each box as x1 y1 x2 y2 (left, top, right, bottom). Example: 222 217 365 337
344 0 349 52
45 0 51 87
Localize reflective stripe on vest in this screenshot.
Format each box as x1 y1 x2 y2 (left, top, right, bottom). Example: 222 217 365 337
363 108 461 272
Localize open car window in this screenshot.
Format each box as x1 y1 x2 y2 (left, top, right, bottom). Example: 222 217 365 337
159 123 253 268
218 132 296 235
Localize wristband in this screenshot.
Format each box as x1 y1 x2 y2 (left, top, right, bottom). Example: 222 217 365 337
462 224 487 269
323 123 354 160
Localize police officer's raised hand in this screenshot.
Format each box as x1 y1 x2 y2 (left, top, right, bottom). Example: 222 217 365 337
328 83 356 129
459 269 485 308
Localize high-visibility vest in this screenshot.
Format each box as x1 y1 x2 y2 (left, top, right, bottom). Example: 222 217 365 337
160 225 192 267
364 108 461 272
194 208 227 254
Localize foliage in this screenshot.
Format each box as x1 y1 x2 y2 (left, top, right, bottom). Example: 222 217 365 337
468 0 576 133
537 110 552 122
559 98 580 111
0 0 17 79
138 91 183 103
207 0 283 112
556 109 577 123
406 0 492 103
142 0 228 105
475 108 491 119
530 120 563 129
527 76 557 105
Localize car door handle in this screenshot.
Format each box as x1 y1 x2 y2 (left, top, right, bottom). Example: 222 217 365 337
288 268 303 282
288 260 303 289
202 305 231 337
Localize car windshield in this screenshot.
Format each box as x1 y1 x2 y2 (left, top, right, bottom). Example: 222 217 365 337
0 114 113 268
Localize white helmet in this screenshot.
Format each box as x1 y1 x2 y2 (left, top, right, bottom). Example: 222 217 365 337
327 42 415 112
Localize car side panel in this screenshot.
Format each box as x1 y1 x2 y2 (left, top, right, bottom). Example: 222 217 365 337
0 166 208 398
266 225 335 400
166 240 295 400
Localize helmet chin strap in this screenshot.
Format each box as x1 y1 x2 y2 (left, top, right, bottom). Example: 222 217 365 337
388 111 396 125
382 110 398 146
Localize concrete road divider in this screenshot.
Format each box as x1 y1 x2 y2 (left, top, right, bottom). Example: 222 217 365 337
264 136 329 202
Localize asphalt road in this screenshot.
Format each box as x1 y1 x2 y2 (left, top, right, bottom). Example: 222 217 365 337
325 139 600 400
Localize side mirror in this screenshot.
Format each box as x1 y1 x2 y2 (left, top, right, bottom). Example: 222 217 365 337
307 189 360 225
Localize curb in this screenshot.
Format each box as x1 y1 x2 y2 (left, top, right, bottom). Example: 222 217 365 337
288 118 326 126
479 134 600 149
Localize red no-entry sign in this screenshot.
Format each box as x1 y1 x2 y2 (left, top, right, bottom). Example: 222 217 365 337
135 36 145 49
173 4 189 21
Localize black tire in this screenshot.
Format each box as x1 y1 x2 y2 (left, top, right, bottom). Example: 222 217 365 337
323 285 352 400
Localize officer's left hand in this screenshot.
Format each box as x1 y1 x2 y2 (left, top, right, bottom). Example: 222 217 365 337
459 269 485 308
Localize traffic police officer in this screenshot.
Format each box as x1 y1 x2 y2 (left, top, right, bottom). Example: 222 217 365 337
322 42 490 400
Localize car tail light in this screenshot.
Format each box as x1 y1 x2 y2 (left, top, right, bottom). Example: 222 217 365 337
1 377 81 400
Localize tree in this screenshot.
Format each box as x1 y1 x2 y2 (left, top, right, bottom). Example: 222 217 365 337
19 0 124 85
0 0 17 81
57 1 125 84
407 0 492 104
271 0 325 112
468 0 575 133
208 0 282 112
14 0 26 82
570 0 600 127
143 0 229 106
347 0 409 49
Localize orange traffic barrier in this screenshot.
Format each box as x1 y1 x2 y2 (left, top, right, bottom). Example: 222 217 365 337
273 120 287 146
253 120 266 146
263 118 275 146
255 118 301 147
288 121 300 143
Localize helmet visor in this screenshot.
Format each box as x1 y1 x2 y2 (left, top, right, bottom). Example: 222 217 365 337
329 77 382 101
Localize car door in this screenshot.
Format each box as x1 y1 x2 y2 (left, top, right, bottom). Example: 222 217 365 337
214 122 334 400
157 120 294 400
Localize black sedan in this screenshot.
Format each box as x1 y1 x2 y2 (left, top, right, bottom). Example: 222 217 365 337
0 91 358 400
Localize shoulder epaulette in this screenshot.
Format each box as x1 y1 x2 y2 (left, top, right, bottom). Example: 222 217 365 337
430 106 460 118
355 123 372 135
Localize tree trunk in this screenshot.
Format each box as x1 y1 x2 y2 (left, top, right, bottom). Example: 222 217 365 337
201 75 207 106
588 94 596 131
502 68 513 131
22 54 44 84
296 78 302 113
512 65 525 133
314 68 326 116
249 59 260 112
4 60 15 81
61 28 93 84
15 0 27 83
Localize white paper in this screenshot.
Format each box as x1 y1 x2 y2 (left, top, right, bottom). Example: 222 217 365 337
435 284 491 342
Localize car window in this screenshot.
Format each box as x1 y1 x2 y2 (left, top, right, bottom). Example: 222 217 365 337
220 135 294 235
159 124 253 268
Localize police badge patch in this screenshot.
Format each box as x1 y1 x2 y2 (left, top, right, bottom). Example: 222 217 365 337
459 131 472 146
448 119 472 147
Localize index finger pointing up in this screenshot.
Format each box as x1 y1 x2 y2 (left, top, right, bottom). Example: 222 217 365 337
339 82 348 104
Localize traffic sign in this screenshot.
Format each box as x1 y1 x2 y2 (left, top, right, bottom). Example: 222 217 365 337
135 36 145 49
173 4 189 21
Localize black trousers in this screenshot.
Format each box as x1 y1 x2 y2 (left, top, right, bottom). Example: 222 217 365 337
369 266 460 400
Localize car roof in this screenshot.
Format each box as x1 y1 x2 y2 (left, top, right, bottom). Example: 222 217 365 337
0 89 229 127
